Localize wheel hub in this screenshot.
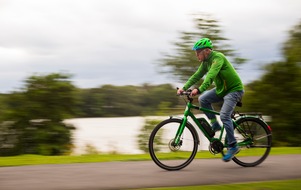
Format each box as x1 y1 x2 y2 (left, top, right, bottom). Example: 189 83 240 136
169 139 182 152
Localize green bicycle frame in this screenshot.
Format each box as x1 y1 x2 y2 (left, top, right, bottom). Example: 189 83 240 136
173 101 252 147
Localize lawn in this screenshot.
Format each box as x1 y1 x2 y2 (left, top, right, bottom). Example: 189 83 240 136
139 179 301 190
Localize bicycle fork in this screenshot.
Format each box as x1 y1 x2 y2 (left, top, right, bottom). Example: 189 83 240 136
173 116 188 145
173 103 192 145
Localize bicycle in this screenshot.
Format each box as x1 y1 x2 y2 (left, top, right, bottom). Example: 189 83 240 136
148 90 272 171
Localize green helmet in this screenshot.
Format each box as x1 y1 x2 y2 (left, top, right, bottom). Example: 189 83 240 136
192 38 213 50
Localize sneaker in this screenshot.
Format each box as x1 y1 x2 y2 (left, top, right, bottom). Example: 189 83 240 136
222 146 240 162
211 122 221 132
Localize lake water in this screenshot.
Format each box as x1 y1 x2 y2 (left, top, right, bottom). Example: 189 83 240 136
65 115 215 155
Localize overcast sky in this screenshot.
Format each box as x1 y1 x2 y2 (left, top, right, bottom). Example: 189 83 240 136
0 0 300 93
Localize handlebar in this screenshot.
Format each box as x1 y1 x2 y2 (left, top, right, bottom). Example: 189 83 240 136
178 90 191 96
177 88 193 102
177 87 192 96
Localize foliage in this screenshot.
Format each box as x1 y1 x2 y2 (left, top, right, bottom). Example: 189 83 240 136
84 143 101 155
0 121 19 156
0 73 76 155
242 21 301 146
74 88 105 117
137 119 162 153
157 13 246 84
283 21 301 64
76 83 179 117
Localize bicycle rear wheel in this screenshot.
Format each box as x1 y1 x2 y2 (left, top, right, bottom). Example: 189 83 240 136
232 117 272 167
148 118 199 171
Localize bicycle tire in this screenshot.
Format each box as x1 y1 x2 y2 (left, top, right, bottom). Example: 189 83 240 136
148 118 199 171
231 117 272 167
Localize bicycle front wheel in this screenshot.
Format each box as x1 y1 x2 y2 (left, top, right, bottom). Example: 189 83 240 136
148 118 199 171
232 117 272 167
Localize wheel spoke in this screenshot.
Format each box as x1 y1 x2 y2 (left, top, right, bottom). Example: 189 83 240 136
232 117 272 167
149 118 198 170
254 134 272 141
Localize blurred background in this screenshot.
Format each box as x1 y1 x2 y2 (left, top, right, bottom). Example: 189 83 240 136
0 0 300 156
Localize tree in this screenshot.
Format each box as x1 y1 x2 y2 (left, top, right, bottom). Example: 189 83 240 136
76 88 105 117
242 20 301 146
75 84 179 117
23 73 76 121
0 73 76 155
137 119 162 153
158 13 246 84
282 21 301 64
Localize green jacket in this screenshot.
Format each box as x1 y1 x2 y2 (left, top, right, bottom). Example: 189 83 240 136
183 51 244 97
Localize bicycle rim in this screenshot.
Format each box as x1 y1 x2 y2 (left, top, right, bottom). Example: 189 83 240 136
148 118 198 171
232 117 272 167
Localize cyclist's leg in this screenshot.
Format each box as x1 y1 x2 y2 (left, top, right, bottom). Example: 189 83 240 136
220 91 244 161
220 91 244 147
198 88 222 123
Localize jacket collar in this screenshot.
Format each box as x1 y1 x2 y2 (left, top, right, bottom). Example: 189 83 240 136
204 50 214 61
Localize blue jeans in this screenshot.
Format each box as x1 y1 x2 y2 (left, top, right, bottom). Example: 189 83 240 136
198 88 244 146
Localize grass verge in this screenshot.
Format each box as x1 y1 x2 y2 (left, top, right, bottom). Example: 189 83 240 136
137 179 301 190
0 147 300 167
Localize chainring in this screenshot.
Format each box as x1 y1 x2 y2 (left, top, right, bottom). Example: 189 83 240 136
209 139 224 155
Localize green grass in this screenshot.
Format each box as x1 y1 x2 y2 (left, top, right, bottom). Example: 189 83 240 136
0 147 300 167
0 153 152 167
137 179 301 190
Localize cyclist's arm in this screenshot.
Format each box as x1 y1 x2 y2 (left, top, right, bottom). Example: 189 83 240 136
183 64 206 91
198 57 223 93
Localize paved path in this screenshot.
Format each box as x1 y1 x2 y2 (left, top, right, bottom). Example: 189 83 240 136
0 155 301 190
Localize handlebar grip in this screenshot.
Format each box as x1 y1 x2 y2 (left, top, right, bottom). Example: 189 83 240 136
176 87 191 96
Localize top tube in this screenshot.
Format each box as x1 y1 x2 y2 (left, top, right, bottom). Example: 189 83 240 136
178 90 220 116
190 102 220 115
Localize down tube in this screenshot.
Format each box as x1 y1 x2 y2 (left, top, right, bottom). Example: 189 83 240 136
189 113 212 140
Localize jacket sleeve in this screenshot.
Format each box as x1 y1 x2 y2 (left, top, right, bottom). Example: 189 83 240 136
183 64 206 91
198 56 223 93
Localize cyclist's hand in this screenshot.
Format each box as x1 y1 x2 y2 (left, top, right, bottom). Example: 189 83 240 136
190 89 199 97
177 88 184 95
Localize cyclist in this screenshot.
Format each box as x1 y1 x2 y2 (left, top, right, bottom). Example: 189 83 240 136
177 38 244 162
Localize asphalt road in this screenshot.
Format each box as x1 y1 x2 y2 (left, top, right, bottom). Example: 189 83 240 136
0 155 300 190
